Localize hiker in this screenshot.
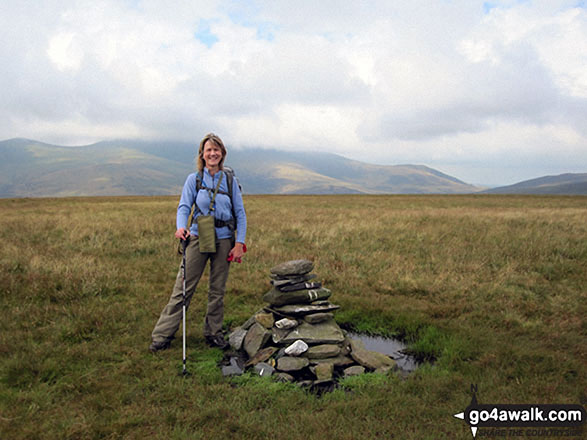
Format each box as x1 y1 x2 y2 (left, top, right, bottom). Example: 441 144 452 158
149 133 247 351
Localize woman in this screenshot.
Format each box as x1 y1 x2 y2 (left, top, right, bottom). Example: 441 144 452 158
149 133 247 351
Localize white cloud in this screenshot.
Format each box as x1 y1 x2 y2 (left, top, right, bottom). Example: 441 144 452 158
0 0 586 184
47 32 84 72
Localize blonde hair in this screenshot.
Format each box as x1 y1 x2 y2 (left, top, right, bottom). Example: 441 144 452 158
197 133 227 172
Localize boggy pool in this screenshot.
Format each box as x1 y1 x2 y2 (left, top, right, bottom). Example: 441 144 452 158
346 332 420 374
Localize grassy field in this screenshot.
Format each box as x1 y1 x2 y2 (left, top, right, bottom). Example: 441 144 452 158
0 194 585 439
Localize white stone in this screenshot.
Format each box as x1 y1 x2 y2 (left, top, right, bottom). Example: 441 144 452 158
275 318 298 330
284 339 309 356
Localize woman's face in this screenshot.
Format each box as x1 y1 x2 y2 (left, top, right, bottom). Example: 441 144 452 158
202 140 223 169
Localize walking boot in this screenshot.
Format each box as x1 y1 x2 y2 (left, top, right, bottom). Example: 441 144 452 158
149 339 171 353
205 334 229 350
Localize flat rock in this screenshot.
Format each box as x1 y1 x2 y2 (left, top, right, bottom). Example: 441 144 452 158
270 302 340 317
304 312 333 324
255 312 274 329
349 338 397 371
313 379 335 387
221 357 245 377
375 365 397 375
241 309 265 330
228 327 247 351
275 318 298 330
309 355 355 367
270 260 314 276
272 327 291 344
263 287 331 307
274 372 295 382
284 340 309 356
254 362 274 377
305 344 341 359
243 323 272 358
271 274 316 286
276 356 310 372
281 320 345 345
278 281 322 292
313 363 334 381
245 346 278 367
344 365 366 377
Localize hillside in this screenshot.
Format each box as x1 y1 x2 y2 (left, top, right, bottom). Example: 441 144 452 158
0 138 480 197
483 173 587 195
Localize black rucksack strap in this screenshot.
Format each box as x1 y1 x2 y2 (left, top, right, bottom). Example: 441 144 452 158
206 172 223 214
191 170 236 231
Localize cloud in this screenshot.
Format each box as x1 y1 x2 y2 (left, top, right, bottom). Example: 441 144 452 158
0 0 586 184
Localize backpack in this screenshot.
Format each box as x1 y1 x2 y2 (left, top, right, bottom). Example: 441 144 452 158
193 167 241 232
178 167 241 255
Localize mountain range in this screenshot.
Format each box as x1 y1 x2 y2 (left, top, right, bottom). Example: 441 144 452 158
481 173 587 195
0 138 585 197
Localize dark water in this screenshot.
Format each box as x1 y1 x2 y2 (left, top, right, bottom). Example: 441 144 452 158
347 332 420 373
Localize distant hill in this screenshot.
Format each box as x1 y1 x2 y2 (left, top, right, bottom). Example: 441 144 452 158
0 138 480 197
482 173 587 195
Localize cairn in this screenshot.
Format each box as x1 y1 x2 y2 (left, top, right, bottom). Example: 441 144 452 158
223 260 397 386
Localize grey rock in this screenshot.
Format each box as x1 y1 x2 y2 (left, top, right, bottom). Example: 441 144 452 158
271 274 316 287
274 347 287 360
254 362 275 377
245 346 278 367
272 327 291 344
374 365 397 375
270 260 314 276
228 327 247 351
269 302 340 317
305 344 341 359
263 287 331 307
349 338 397 371
340 338 352 356
304 312 333 324
281 319 345 345
309 355 355 367
313 379 335 387
255 312 274 329
274 372 295 383
278 281 322 292
274 318 298 330
313 363 334 381
222 357 245 377
243 323 272 358
276 356 310 372
310 300 331 306
284 340 309 356
240 309 266 330
343 365 366 377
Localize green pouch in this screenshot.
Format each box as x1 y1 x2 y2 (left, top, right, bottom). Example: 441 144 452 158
197 215 216 253
196 171 224 254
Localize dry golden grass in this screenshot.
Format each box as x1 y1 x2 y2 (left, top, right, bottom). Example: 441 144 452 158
0 194 585 439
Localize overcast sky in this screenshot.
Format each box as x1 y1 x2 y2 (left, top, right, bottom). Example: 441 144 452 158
1 0 586 185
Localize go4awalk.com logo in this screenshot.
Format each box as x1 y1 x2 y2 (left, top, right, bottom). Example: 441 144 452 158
454 385 586 438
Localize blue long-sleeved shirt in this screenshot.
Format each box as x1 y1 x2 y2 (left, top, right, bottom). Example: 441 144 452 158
176 168 247 244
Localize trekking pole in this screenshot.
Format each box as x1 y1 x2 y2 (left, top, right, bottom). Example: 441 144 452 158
181 236 190 376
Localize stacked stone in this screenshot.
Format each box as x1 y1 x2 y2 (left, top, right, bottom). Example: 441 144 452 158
225 259 397 385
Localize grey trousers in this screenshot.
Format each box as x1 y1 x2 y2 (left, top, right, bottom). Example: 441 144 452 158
151 237 232 343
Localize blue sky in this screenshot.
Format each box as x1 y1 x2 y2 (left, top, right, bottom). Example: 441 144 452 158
1 0 586 185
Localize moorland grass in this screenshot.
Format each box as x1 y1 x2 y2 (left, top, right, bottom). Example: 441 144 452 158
0 194 585 439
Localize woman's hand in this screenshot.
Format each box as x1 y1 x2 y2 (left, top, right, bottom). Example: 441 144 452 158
175 228 189 240
228 242 246 263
